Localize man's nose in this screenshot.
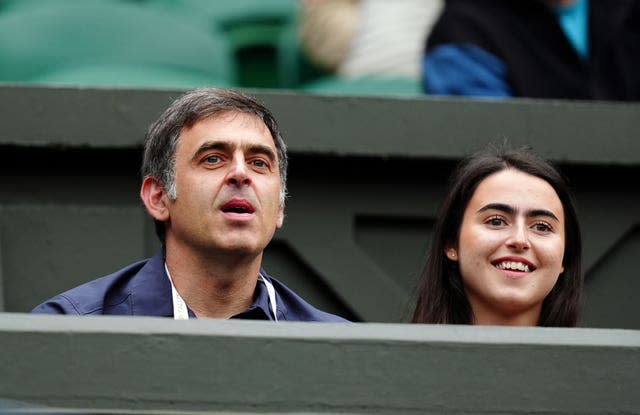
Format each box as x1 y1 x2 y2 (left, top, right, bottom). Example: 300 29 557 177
226 155 251 187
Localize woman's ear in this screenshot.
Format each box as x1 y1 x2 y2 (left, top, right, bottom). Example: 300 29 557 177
140 176 170 221
445 247 458 261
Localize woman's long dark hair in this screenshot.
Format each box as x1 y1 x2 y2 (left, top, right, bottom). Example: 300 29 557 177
411 147 582 326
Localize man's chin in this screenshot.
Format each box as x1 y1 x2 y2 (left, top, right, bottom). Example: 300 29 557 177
213 240 264 258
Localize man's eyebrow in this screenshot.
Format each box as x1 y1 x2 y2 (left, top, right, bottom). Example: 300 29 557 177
192 140 231 161
192 140 277 162
247 144 277 162
477 203 560 221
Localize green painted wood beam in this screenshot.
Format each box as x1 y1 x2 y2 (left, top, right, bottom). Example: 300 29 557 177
1 314 638 414
1 85 639 165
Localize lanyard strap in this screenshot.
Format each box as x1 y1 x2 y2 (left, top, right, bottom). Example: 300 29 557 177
165 263 189 320
164 263 278 321
259 273 279 322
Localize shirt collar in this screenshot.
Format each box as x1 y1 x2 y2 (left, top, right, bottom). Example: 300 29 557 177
129 251 174 317
231 272 281 320
138 251 280 320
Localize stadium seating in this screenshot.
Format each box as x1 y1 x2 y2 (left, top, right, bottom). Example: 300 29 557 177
149 0 300 88
0 0 422 94
0 1 235 88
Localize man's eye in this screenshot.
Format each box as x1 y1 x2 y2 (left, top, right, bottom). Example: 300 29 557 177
251 159 268 168
204 155 221 164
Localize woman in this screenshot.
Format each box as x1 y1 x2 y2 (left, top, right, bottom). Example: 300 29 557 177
412 147 582 326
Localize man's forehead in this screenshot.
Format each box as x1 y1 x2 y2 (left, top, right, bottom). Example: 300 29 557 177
190 109 264 128
182 111 272 139
178 112 276 153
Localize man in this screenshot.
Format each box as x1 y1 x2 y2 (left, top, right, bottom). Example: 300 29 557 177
33 88 347 322
422 0 640 100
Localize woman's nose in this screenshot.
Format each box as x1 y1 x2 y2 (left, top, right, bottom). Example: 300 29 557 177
506 223 531 251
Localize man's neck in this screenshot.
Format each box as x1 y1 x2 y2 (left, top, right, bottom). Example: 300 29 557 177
164 243 263 319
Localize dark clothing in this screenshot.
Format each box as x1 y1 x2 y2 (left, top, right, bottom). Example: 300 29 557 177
423 0 640 100
32 251 347 322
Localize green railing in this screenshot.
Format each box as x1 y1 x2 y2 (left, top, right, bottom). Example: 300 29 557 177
1 313 638 414
0 85 638 328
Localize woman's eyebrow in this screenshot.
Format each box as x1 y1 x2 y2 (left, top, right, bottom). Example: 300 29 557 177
478 203 559 221
477 203 514 215
527 209 560 222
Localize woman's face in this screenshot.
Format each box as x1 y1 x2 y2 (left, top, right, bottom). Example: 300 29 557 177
447 169 566 325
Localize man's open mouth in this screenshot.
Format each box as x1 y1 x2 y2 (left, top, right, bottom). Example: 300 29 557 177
221 199 255 214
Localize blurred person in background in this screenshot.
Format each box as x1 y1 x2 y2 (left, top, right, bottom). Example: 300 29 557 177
422 0 640 100
300 0 443 80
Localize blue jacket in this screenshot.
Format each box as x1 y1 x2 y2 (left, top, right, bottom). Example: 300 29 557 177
423 0 640 100
32 251 348 322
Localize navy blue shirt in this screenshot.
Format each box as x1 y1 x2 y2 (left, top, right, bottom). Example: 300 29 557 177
32 251 348 322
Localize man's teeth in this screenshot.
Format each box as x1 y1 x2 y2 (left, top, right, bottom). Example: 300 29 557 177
496 262 530 272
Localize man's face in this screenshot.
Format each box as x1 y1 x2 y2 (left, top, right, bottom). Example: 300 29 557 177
163 111 284 259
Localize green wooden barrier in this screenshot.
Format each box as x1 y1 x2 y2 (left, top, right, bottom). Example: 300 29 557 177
0 86 638 328
0 314 638 414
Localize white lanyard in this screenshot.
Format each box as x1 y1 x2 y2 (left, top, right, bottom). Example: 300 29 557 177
260 272 278 321
164 263 278 321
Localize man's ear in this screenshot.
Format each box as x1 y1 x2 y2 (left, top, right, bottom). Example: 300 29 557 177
276 205 284 229
140 176 170 221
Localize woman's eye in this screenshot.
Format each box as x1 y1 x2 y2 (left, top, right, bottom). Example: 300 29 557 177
533 222 552 232
486 216 505 226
